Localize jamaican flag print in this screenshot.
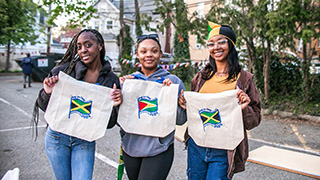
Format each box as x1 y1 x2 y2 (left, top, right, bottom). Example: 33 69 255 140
44 71 114 142
69 96 92 119
137 96 158 118
199 108 222 131
184 90 244 150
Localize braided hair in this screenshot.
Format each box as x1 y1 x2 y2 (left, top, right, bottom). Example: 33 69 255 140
31 29 106 141
202 40 241 82
58 29 106 65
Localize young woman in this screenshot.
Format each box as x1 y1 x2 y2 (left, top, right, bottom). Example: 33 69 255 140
36 29 122 180
179 22 261 179
119 34 186 180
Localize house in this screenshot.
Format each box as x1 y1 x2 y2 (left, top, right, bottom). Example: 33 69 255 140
83 0 171 62
185 0 213 64
55 27 82 48
0 9 64 71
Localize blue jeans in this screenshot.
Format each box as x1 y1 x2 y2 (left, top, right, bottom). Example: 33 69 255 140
187 138 229 180
23 73 31 86
45 127 95 180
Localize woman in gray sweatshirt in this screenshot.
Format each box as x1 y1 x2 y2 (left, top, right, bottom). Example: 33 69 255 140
119 34 187 180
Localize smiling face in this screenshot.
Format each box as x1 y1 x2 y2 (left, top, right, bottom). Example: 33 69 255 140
76 31 102 65
208 35 229 63
136 39 162 74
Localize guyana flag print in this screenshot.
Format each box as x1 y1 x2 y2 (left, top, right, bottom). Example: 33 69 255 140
118 79 179 138
137 96 158 118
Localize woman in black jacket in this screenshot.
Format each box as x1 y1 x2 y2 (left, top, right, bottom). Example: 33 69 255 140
36 29 122 180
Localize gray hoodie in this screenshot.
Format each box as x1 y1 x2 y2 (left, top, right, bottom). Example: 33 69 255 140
120 68 187 157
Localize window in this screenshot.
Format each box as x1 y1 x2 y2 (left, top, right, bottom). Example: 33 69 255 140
106 20 113 29
39 11 45 25
94 20 100 31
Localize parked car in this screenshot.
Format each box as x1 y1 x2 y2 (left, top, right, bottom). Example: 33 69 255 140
160 53 174 64
131 52 174 65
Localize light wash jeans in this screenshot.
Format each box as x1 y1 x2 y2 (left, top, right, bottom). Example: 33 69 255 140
45 127 95 180
187 138 230 180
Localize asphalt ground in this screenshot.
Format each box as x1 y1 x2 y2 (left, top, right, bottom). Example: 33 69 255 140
0 74 319 180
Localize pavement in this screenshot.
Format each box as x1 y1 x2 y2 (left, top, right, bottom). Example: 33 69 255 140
0 74 319 180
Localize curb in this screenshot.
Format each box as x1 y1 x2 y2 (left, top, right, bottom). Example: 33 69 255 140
262 109 320 122
0 73 23 76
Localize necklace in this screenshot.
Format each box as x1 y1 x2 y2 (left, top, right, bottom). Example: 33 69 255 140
215 70 228 77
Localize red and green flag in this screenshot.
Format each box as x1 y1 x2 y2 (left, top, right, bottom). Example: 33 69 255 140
137 96 158 118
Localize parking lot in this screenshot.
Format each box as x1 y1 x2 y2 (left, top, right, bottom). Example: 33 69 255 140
0 74 319 180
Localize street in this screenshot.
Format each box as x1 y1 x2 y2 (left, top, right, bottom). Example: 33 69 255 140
0 74 319 180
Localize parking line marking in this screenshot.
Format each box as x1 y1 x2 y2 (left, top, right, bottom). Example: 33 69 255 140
95 152 118 169
290 124 311 150
0 125 46 133
1 96 123 173
0 97 31 118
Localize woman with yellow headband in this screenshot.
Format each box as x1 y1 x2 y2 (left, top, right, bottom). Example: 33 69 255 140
178 22 261 179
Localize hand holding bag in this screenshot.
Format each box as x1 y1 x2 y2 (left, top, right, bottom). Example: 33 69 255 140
44 71 114 142
184 89 244 150
118 79 179 137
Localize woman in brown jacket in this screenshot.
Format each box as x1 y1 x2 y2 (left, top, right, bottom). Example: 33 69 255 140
178 22 261 179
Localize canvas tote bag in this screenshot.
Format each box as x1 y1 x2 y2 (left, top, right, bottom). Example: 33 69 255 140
118 79 179 137
184 89 244 150
44 71 114 142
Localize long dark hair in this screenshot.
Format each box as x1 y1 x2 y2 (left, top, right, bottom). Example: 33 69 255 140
202 40 241 82
59 29 106 65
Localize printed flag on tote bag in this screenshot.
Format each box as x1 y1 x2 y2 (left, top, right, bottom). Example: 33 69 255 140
44 71 114 142
184 89 244 150
118 79 179 137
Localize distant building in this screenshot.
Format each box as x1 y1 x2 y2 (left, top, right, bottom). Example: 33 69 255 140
0 9 64 71
83 0 170 61
55 28 82 49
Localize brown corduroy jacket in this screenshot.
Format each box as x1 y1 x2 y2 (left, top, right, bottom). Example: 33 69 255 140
185 66 261 179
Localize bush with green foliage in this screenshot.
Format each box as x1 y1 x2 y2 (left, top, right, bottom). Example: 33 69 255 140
252 52 319 116
117 25 134 76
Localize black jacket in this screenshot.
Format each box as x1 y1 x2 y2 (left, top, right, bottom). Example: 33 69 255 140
37 60 120 129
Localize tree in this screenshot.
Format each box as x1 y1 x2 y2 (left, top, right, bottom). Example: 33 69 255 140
40 0 97 28
267 0 320 103
0 0 39 72
205 0 278 103
172 0 190 60
152 0 197 58
117 25 134 76
118 0 125 59
37 0 97 54
134 0 142 37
